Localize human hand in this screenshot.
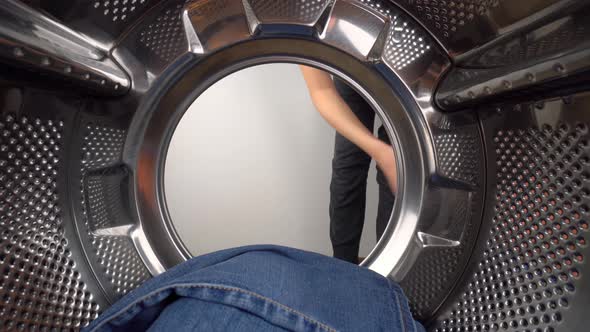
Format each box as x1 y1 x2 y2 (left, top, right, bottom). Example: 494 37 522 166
372 142 398 194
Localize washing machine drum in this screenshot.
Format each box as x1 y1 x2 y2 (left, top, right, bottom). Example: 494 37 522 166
1 0 589 330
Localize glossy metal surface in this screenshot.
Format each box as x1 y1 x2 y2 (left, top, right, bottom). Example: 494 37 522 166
183 0 251 54
73 106 153 303
417 232 460 248
319 0 390 61
0 89 109 330
31 0 161 51
438 47 590 109
394 0 568 56
432 92 590 331
120 0 484 321
0 0 130 95
111 0 189 92
1 0 589 329
437 2 590 110
244 0 333 27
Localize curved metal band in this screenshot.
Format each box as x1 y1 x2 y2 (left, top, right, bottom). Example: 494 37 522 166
118 0 483 320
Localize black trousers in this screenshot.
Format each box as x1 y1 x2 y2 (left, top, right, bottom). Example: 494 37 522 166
330 79 395 264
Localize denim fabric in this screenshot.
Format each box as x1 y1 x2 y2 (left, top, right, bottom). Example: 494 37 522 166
84 245 424 332
330 78 395 263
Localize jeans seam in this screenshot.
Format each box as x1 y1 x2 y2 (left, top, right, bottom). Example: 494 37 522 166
89 283 337 332
388 281 407 332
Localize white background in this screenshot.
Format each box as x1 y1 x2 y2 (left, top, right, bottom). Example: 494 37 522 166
165 63 380 258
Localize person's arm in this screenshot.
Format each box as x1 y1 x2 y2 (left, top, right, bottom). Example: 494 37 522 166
299 65 397 193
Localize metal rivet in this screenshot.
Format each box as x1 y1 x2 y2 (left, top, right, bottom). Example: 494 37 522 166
13 47 24 57
83 73 90 80
484 86 492 95
554 63 565 73
41 57 51 66
502 80 512 89
526 73 535 82
64 66 72 74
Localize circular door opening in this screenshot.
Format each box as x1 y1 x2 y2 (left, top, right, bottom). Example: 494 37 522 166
163 63 402 264
130 37 434 278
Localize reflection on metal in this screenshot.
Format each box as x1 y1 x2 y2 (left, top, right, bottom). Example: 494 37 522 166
417 232 460 248
394 0 570 56
433 91 590 332
245 0 333 27
2 0 589 328
437 3 590 109
77 120 152 300
92 225 134 237
112 0 189 91
459 13 588 68
182 9 205 54
26 0 158 50
137 3 188 63
182 0 251 54
123 0 484 322
241 0 262 35
438 47 590 109
90 0 153 24
0 91 107 330
354 0 435 72
130 225 167 276
320 0 390 61
0 0 130 94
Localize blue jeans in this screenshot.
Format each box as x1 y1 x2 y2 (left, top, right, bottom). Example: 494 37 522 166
84 245 424 332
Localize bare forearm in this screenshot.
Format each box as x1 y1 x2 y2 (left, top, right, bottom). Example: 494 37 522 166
312 89 396 191
299 66 398 192
309 89 387 157
299 66 385 158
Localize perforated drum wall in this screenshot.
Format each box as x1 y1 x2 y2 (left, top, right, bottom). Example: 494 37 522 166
76 113 151 301
432 93 590 332
0 89 107 331
1 0 590 330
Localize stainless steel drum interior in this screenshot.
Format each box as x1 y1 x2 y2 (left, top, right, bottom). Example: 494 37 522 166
0 0 589 331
